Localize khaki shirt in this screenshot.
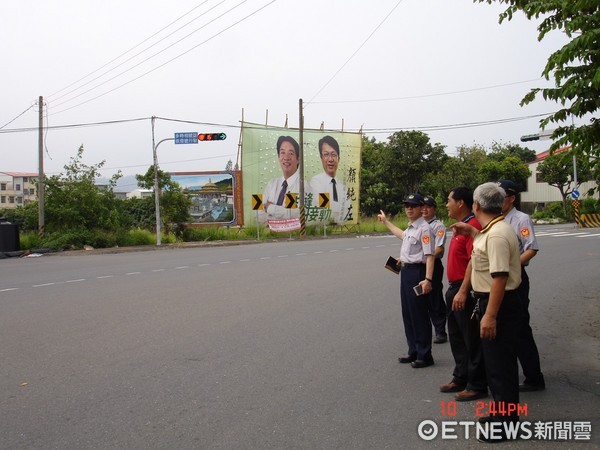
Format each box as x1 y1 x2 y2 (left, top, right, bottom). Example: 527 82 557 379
471 217 521 293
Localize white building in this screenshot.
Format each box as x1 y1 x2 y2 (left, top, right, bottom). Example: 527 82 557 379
0 172 38 210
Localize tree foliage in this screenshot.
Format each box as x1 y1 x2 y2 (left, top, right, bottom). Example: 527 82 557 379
537 147 593 215
44 145 122 233
476 0 600 178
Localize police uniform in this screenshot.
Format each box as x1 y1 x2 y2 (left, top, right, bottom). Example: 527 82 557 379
471 215 522 425
399 206 435 364
423 197 448 342
503 190 545 389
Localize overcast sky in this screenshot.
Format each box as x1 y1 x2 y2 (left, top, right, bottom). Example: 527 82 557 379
1 0 570 184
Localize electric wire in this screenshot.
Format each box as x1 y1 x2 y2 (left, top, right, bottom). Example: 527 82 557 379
0 104 35 130
51 0 278 115
307 0 405 104
50 0 228 104
48 0 212 100
309 78 545 104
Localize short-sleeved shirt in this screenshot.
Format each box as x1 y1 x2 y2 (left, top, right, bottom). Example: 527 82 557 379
447 214 481 283
471 216 522 293
400 216 434 264
504 207 540 260
427 216 447 256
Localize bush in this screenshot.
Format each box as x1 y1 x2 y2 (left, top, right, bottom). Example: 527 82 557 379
581 197 600 214
531 202 566 221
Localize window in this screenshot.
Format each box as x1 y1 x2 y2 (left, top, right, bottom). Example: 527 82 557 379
16 183 21 191
30 188 36 195
0 196 5 203
0 183 6 191
23 177 28 182
17 197 23 204
9 196 15 204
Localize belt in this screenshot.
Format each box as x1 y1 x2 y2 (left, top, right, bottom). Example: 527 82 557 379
400 262 425 268
448 280 463 288
472 289 518 298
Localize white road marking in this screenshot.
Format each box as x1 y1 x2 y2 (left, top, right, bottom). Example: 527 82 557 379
97 275 114 278
33 283 54 287
175 266 189 269
126 272 141 275
66 279 85 283
0 288 19 292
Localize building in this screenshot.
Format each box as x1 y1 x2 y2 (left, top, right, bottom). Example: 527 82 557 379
0 172 38 210
521 146 598 213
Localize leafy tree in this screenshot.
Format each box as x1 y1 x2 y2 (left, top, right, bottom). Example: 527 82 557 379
476 1 600 179
360 136 389 216
44 145 122 233
373 131 446 216
478 155 532 190
537 147 593 216
135 166 191 235
422 144 488 197
488 142 536 163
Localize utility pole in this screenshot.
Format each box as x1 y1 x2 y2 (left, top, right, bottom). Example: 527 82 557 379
298 99 306 238
38 96 45 238
151 116 161 246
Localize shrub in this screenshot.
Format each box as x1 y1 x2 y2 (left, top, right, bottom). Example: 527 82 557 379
532 202 566 221
581 197 600 215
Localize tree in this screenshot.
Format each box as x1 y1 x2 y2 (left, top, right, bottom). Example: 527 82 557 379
377 131 447 215
44 145 122 232
135 166 191 235
360 136 389 216
478 155 532 190
537 147 593 216
477 1 600 179
488 142 536 163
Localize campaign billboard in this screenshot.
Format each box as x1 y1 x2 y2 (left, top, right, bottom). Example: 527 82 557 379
241 123 361 229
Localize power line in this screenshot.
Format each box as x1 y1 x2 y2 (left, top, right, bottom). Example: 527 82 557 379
50 0 229 105
0 117 151 134
0 103 36 130
307 0 405 104
51 0 278 115
48 0 213 100
309 78 545 104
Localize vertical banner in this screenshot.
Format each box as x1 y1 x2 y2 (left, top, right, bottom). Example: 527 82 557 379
241 123 361 229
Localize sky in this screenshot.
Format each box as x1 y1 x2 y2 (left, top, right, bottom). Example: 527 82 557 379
1 0 571 190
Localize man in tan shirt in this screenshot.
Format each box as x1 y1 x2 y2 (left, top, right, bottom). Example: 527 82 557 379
451 182 522 443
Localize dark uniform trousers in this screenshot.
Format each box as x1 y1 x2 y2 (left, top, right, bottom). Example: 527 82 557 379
429 258 447 337
445 282 487 391
400 263 432 361
517 267 544 385
476 290 521 423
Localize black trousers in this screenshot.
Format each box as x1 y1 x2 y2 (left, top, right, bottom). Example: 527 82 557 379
445 283 486 391
517 267 544 385
400 264 432 361
429 258 447 337
477 290 521 423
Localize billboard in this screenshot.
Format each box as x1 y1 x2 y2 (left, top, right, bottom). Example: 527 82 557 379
170 171 243 226
241 123 361 229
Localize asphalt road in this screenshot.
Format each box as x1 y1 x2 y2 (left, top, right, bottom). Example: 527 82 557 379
1 225 598 449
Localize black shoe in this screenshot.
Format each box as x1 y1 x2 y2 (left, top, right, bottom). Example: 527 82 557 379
411 359 434 368
519 382 545 392
398 355 416 364
433 334 447 344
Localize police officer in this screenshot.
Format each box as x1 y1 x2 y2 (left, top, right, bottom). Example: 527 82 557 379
498 180 545 392
378 193 436 368
421 195 448 344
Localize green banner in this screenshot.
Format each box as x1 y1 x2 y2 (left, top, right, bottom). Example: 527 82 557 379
241 123 361 227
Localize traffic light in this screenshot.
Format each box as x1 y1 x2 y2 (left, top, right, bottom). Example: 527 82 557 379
198 133 227 141
520 134 539 142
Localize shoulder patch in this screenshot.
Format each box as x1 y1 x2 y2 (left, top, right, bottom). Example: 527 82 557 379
520 226 530 238
422 234 430 245
437 229 445 237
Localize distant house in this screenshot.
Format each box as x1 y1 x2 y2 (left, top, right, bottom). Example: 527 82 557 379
0 172 38 210
126 188 153 199
520 146 598 213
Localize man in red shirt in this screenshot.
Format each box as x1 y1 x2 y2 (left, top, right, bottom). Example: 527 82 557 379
439 187 488 401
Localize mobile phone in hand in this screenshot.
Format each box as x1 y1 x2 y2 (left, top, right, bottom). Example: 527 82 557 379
413 284 424 296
